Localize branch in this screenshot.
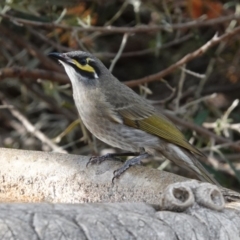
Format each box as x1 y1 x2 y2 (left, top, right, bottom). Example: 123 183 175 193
0 147 188 203
1 13 240 33
2 27 239 89
0 96 66 153
95 33 193 58
0 148 239 203
125 26 240 87
0 25 63 73
0 182 239 239
109 33 128 72
0 67 68 84
1 67 239 153
164 111 240 152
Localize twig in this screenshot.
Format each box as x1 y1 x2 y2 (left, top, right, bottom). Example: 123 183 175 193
149 79 176 104
225 153 240 161
212 148 240 183
104 0 129 26
72 29 89 52
1 13 240 33
203 99 239 138
195 16 238 97
53 119 81 144
177 93 217 113
109 33 129 72
0 25 63 73
2 66 230 107
20 79 76 122
125 26 240 87
205 141 240 151
0 67 68 84
175 65 186 111
163 111 240 152
0 104 13 109
223 99 239 123
179 83 240 102
27 27 72 52
180 67 205 79
222 99 239 137
0 95 67 153
208 157 236 176
96 33 193 58
195 55 216 98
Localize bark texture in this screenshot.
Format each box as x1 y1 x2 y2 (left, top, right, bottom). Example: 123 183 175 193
0 148 240 240
0 188 239 240
0 147 188 204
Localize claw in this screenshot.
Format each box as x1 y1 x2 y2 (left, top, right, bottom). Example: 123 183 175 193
112 176 116 185
111 152 150 183
86 155 108 167
111 162 132 183
86 153 123 167
87 152 150 184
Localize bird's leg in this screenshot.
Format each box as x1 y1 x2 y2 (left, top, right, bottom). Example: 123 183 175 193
112 152 151 183
87 152 139 167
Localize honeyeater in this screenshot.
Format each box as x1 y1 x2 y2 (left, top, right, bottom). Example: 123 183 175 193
49 51 218 185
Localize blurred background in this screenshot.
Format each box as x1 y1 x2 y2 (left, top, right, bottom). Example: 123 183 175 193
0 0 240 190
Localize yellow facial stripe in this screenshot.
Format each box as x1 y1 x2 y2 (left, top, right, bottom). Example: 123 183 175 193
72 58 95 73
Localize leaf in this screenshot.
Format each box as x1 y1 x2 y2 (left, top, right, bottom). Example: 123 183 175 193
188 0 223 19
194 108 209 126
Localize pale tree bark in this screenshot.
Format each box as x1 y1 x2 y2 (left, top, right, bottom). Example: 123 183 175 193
0 147 240 240
0 200 239 240
0 147 189 204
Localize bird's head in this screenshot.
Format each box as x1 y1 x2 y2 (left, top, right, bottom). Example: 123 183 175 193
48 51 108 87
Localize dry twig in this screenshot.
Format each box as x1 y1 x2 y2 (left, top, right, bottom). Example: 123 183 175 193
109 33 129 72
125 27 240 87
1 13 240 33
0 95 66 153
0 67 68 84
164 111 240 152
0 25 63 72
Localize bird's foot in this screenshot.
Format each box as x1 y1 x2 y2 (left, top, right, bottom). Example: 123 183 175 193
112 152 150 183
87 152 137 167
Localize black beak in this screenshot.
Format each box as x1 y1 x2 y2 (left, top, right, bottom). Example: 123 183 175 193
48 52 71 64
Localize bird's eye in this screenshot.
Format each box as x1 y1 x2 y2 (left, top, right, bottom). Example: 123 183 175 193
79 58 87 66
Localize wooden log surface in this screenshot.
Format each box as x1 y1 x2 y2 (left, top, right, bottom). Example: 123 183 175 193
0 196 239 239
0 147 188 204
1 148 240 240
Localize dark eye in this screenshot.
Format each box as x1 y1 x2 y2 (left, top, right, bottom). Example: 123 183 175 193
79 58 87 65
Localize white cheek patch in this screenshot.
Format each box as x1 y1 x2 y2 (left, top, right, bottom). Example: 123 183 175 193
59 60 78 84
93 72 99 79
58 60 69 72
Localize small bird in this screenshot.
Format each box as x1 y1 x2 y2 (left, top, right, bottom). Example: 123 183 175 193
49 51 218 185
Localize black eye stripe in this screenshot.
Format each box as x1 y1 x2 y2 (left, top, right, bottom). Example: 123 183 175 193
88 61 101 76
79 58 87 65
71 56 101 78
73 57 87 65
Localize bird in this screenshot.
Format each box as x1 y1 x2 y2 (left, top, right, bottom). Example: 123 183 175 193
48 51 218 185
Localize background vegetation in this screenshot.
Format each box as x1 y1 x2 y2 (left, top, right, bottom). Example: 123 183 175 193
0 0 240 190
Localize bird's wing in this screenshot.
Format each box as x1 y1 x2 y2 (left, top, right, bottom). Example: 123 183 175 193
116 102 202 155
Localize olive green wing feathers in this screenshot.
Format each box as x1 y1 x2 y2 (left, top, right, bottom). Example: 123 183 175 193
117 104 202 156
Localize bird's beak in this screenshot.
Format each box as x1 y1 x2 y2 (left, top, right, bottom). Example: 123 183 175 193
48 52 72 65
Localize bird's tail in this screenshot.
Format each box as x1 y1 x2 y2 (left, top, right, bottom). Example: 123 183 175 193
190 154 219 186
160 143 219 186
